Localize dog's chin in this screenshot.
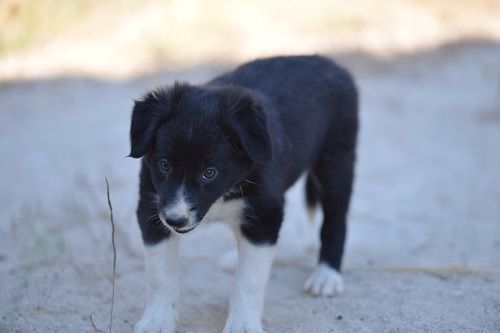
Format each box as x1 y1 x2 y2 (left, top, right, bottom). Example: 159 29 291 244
159 221 198 234
172 225 197 234
158 215 199 235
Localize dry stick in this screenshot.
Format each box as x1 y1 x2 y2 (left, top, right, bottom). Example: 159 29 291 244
105 178 116 333
89 313 104 332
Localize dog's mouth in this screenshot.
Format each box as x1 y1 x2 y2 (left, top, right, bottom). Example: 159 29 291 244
173 225 196 234
158 214 198 234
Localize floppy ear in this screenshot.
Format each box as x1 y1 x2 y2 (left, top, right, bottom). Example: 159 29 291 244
128 96 161 158
224 88 272 163
129 83 187 158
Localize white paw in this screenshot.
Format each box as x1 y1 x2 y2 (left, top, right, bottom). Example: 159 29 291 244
218 249 238 271
304 263 344 297
134 307 176 333
223 316 265 333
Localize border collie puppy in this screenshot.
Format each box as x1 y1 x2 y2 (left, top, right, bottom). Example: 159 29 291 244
129 55 358 333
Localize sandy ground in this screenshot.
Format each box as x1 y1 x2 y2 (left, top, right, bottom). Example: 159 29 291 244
1 41 499 333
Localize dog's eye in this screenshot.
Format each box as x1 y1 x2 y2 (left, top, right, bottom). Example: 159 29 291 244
202 167 217 181
159 159 171 173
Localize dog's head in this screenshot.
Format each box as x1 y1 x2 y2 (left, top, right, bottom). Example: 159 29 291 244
129 82 272 233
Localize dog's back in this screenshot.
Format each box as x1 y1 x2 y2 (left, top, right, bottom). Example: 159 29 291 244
210 55 358 191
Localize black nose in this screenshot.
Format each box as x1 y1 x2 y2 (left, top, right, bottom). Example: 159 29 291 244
165 217 188 228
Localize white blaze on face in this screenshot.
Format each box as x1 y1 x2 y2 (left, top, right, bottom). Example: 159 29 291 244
160 184 195 227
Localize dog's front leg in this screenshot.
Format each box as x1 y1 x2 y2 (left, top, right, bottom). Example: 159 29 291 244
223 236 275 333
135 236 179 333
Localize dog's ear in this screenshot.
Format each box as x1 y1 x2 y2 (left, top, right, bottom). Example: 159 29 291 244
224 89 272 163
128 95 161 158
129 83 187 158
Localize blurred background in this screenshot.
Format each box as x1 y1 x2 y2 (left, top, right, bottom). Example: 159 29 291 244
1 0 500 78
1 1 499 332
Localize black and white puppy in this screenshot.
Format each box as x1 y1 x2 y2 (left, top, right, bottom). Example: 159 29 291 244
129 55 358 333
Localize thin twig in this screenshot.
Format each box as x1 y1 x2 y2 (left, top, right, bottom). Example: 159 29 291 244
105 178 116 333
89 313 105 332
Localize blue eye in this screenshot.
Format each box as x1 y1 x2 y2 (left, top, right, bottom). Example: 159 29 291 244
159 159 171 173
203 167 217 180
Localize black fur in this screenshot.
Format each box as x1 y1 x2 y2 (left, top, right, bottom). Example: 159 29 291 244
130 55 358 272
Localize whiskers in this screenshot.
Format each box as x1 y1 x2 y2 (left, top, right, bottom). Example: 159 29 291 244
141 195 169 233
159 221 172 234
144 213 160 225
243 179 262 186
239 185 245 201
144 213 171 234
201 216 218 224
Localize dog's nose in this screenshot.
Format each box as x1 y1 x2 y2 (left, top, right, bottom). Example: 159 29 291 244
164 217 188 228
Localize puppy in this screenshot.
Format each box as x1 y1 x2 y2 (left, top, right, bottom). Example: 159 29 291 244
129 55 358 333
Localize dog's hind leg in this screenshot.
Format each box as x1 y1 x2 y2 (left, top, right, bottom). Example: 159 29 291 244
305 172 320 224
304 78 358 297
304 146 356 297
304 81 358 296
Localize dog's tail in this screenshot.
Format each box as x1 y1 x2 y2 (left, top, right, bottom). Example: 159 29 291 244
305 172 320 224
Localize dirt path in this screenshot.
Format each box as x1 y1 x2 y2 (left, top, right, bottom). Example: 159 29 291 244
1 41 499 333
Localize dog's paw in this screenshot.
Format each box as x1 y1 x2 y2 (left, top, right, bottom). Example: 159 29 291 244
223 316 265 333
134 308 176 333
304 263 344 297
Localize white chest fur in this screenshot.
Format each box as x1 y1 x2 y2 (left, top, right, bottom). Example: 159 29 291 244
203 198 246 226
